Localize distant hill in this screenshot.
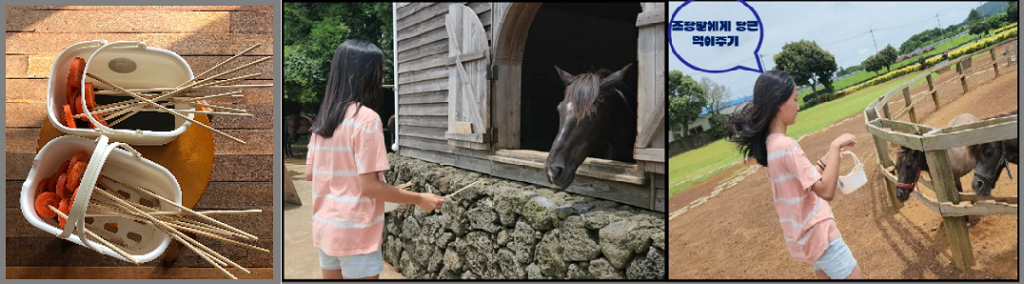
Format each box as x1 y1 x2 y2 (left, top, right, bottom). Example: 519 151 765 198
963 1 1010 24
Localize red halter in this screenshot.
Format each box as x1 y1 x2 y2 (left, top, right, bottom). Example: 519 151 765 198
895 170 921 190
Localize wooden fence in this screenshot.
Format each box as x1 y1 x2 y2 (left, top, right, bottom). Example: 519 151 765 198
862 38 1018 271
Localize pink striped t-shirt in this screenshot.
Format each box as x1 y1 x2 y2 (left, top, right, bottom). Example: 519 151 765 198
306 103 390 256
764 133 841 262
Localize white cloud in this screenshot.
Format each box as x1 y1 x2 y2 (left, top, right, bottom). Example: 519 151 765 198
858 48 870 55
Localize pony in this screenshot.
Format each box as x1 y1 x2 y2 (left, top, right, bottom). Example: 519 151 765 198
894 113 978 203
544 63 636 189
284 113 315 157
967 109 1018 197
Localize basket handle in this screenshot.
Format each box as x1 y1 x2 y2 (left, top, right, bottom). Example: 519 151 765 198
842 150 861 167
81 42 148 136
59 135 144 252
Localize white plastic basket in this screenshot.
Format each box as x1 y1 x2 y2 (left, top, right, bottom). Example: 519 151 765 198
20 135 182 263
47 40 195 146
838 150 867 195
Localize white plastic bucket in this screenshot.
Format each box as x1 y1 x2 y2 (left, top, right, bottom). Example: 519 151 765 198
838 150 867 195
20 135 182 263
47 40 195 146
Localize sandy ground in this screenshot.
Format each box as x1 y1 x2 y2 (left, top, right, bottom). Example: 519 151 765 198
668 49 1018 279
282 157 405 279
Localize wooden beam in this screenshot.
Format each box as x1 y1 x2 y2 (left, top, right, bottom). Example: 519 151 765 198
911 190 941 215
490 155 647 185
957 193 1018 204
922 120 1017 151
866 120 925 151
939 200 1017 217
444 132 486 143
879 119 933 135
634 148 664 163
445 50 487 65
902 87 917 124
924 149 974 271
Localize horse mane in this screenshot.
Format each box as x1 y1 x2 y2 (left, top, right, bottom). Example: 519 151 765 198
897 146 927 171
564 68 624 122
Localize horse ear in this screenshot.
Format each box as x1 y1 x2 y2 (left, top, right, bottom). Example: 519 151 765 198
600 63 632 89
554 65 574 85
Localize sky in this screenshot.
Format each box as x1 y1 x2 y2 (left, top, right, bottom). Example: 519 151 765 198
669 1 986 103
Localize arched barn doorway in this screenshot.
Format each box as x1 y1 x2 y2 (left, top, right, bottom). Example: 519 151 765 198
519 3 640 153
493 3 641 160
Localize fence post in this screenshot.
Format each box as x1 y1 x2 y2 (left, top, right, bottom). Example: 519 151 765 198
926 73 939 109
902 87 916 124
956 60 968 94
865 108 902 210
990 48 999 77
924 149 974 271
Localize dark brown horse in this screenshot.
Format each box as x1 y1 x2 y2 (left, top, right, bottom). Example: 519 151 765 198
544 63 636 189
894 114 979 202
968 109 1018 196
284 113 314 157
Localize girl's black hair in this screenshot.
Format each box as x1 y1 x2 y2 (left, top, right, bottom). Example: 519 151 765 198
310 39 385 138
723 70 796 166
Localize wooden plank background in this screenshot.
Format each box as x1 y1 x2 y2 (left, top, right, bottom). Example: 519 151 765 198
5 6 273 278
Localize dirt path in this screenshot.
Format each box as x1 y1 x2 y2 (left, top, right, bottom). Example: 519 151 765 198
669 54 1018 279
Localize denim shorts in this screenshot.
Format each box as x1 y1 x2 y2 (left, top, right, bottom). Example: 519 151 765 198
318 248 383 279
812 237 858 279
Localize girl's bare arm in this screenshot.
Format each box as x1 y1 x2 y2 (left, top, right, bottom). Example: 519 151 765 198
357 173 425 204
305 165 313 181
809 143 843 201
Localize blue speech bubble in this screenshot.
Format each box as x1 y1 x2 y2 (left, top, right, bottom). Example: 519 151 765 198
669 0 765 74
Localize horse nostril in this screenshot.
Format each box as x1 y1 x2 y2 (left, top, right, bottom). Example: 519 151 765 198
973 180 984 190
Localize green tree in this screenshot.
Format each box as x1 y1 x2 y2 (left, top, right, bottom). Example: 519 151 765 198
967 8 983 22
878 44 899 73
668 71 706 138
284 3 393 114
774 40 838 96
969 20 991 35
1008 2 1018 22
862 54 884 76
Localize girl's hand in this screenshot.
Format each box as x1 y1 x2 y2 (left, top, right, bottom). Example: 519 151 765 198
831 133 857 150
416 193 445 212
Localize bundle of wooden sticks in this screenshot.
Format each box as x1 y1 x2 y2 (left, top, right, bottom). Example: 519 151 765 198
51 174 265 279
75 43 271 144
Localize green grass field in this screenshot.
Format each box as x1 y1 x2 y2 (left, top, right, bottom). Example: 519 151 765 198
669 70 928 197
796 33 976 104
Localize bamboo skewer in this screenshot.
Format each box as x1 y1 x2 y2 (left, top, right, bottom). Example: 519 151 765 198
91 187 238 279
179 43 260 88
76 91 244 118
445 179 485 198
87 73 246 144
102 174 258 239
86 209 262 218
162 220 270 253
90 73 259 112
171 216 255 241
93 84 272 95
48 206 143 265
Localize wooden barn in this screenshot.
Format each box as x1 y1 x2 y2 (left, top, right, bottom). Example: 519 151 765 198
391 3 665 212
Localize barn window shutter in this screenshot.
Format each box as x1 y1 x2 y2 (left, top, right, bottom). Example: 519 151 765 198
444 4 491 151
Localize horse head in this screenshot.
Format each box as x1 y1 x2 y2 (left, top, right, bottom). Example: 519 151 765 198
544 63 632 189
895 146 928 202
968 141 1011 196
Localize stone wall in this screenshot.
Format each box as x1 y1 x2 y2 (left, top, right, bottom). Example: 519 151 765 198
381 154 666 279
